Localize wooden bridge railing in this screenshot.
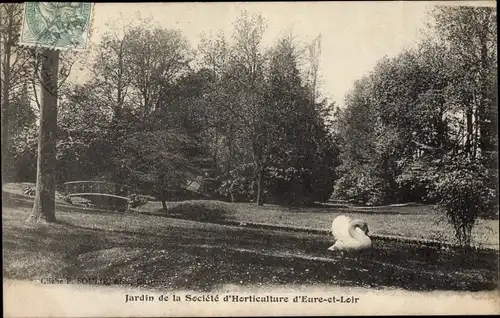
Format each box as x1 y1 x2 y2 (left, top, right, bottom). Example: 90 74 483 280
63 181 133 197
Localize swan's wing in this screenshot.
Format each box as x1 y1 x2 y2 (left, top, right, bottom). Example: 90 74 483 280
331 215 352 240
353 227 372 248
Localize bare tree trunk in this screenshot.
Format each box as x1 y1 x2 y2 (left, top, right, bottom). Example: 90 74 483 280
473 102 480 159
308 35 321 105
256 165 264 206
227 124 233 172
435 106 447 150
213 128 219 164
27 49 59 223
230 181 236 203
478 27 494 157
1 30 12 185
465 107 474 159
115 46 124 119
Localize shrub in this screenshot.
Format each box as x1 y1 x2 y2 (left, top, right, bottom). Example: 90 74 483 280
265 166 320 206
333 168 391 205
62 196 73 204
128 194 155 209
216 164 256 203
365 179 391 206
396 160 439 203
435 161 496 248
165 200 232 222
218 162 337 206
219 178 256 203
22 185 36 196
333 173 360 202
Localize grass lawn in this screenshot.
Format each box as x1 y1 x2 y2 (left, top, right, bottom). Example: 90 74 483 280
138 201 499 249
3 196 498 292
5 182 497 248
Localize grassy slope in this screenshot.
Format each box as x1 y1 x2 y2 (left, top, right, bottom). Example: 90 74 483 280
139 201 499 248
3 197 498 292
5 182 498 247
3 182 67 200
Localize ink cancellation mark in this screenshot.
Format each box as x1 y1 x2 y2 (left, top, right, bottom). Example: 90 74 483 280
20 2 93 51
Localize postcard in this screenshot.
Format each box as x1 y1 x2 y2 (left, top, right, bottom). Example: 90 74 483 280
2 1 498 316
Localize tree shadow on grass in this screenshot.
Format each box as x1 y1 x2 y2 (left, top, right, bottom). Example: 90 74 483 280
58 222 500 292
3 210 498 292
69 242 498 292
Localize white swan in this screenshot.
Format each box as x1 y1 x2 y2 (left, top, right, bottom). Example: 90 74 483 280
328 215 372 251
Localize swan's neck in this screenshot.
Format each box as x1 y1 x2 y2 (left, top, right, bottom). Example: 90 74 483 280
348 220 371 246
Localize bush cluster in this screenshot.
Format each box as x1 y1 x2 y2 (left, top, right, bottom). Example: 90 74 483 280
22 185 36 196
333 171 391 206
128 194 155 209
216 163 336 206
435 162 497 247
165 200 232 222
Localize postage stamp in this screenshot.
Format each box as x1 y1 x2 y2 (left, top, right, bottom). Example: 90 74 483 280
19 2 93 51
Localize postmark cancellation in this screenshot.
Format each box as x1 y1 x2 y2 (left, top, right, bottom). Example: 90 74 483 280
19 2 93 51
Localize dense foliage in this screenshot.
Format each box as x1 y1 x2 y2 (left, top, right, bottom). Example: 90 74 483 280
331 6 497 245
2 4 497 245
165 200 232 222
435 160 496 246
3 10 339 207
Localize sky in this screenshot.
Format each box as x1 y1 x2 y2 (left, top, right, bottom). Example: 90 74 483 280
69 1 491 107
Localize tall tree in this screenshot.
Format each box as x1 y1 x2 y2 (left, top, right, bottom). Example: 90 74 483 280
89 15 154 121
91 29 133 120
306 34 322 104
333 77 381 203
265 35 339 205
198 31 229 80
334 5 497 208
57 82 114 182
229 11 269 205
127 26 192 121
198 31 235 170
24 11 82 223
0 3 33 183
27 50 59 223
118 130 196 211
430 6 497 159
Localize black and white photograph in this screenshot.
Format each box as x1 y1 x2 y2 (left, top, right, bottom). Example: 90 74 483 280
2 1 498 316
